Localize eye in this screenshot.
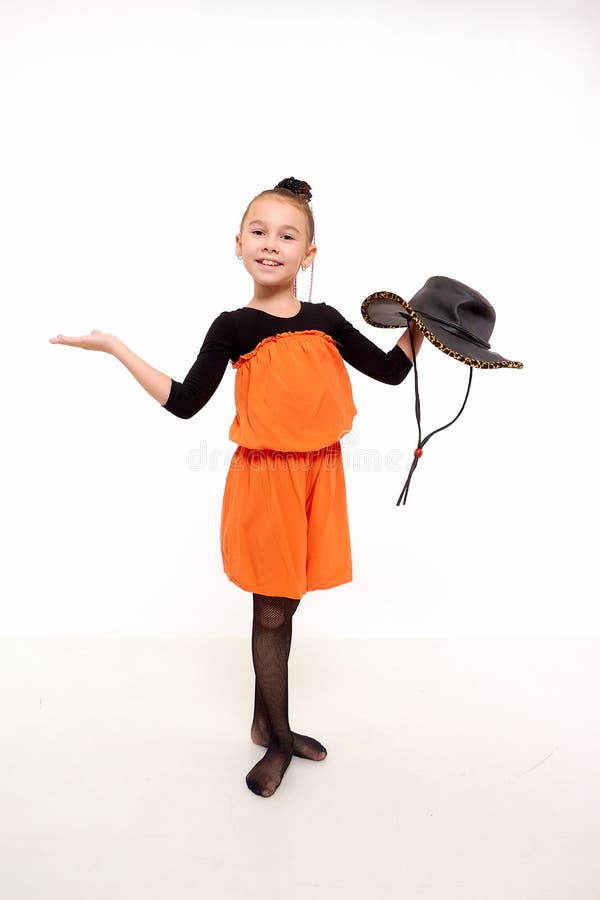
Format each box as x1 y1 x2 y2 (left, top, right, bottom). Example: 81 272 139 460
251 229 294 240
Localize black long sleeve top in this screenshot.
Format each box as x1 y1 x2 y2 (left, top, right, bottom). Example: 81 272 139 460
162 300 412 420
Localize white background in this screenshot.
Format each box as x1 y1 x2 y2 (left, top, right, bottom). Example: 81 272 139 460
1 0 597 637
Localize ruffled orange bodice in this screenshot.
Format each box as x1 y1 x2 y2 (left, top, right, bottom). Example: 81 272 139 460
228 329 357 451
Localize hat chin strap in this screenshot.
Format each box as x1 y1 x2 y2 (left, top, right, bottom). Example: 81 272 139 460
397 327 473 506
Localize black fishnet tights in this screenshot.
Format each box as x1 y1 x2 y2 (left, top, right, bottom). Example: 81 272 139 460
246 592 327 798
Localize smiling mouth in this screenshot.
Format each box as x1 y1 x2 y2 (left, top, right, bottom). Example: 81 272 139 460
256 259 283 267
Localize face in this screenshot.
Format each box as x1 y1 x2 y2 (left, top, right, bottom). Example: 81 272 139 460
235 195 316 287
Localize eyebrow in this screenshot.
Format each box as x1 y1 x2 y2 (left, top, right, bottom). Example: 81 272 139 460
247 219 301 234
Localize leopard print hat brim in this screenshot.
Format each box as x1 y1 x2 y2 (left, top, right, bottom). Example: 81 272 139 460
361 291 524 370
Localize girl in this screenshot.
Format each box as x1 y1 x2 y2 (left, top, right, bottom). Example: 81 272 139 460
50 177 424 798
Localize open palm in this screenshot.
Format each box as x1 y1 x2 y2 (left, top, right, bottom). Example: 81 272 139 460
49 329 115 353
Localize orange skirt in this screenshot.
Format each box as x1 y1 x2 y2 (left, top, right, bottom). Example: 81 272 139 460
220 441 352 599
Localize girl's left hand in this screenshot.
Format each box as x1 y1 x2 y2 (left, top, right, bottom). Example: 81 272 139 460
397 321 425 362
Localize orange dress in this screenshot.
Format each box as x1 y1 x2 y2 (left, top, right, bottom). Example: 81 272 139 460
220 329 357 599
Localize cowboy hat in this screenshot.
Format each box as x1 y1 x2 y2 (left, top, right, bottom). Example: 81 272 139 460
361 276 523 369
360 276 524 504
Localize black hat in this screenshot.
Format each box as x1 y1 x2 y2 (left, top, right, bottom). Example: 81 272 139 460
361 276 524 504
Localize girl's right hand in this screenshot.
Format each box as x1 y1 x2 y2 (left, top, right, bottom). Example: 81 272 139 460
49 329 118 354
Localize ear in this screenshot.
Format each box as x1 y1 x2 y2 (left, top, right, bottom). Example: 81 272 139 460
302 244 317 267
235 233 242 255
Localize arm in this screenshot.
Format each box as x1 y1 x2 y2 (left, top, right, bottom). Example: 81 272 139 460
117 314 232 418
49 311 235 419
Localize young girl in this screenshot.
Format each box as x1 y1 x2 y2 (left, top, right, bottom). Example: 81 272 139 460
50 177 424 798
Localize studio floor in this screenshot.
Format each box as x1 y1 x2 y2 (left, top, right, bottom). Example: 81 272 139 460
1 636 598 899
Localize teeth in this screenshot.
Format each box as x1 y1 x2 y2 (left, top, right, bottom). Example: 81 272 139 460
258 260 280 266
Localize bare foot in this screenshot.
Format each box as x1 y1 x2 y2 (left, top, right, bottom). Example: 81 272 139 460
246 744 294 798
251 724 327 761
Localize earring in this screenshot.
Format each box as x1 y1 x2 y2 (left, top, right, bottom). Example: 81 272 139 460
237 255 242 260
301 266 306 271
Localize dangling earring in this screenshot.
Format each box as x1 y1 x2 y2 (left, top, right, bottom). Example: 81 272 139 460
237 255 242 260
296 235 316 303
305 234 316 303
297 264 314 302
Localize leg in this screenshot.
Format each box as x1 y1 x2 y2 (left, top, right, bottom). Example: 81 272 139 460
250 592 327 763
245 593 296 797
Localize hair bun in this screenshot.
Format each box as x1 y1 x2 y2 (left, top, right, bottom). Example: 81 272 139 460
275 177 312 202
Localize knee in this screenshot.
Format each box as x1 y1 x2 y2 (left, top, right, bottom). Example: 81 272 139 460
253 593 299 629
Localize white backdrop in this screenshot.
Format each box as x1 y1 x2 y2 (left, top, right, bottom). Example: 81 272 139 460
1 0 597 637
